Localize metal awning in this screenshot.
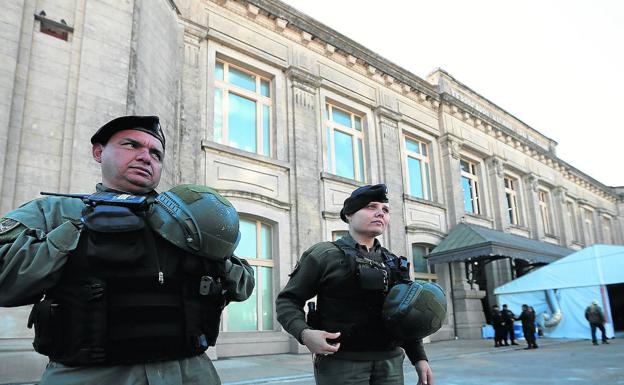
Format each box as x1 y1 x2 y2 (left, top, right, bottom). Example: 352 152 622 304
426 223 574 264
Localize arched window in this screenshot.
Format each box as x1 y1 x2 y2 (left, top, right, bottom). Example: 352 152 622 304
223 217 274 331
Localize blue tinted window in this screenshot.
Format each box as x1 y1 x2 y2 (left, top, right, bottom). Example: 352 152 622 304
334 130 355 179
332 107 352 128
227 266 258 331
408 156 424 198
461 176 475 213
405 138 420 154
229 66 256 92
228 93 257 153
235 219 257 259
215 62 224 81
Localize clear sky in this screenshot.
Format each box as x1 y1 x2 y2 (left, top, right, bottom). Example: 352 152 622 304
281 0 624 187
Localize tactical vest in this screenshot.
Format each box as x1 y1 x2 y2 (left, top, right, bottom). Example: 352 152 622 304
27 208 226 366
314 238 410 351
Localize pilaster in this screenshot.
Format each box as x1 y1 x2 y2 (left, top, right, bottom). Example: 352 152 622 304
286 66 323 259
485 156 506 230
449 262 485 339
552 186 570 246
374 106 406 257
522 173 541 240
439 134 464 225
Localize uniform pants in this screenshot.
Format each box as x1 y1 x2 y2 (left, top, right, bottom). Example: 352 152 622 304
590 323 607 343
314 354 405 385
523 326 537 348
38 354 221 385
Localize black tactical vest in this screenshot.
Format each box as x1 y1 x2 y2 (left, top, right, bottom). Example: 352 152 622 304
314 238 410 351
27 209 226 366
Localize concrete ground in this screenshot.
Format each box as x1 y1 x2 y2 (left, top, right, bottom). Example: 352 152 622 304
1 337 621 385
214 338 622 385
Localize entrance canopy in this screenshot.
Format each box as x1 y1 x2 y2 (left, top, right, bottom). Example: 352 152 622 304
426 223 573 264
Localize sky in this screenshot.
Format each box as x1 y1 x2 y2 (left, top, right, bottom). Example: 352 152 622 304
281 0 624 187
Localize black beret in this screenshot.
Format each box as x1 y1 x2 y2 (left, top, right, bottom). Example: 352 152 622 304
340 184 389 223
91 115 166 149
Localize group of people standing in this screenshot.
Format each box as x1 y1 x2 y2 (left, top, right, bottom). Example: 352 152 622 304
491 304 538 350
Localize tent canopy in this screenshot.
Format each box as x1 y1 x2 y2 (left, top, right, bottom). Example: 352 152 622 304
495 244 624 295
426 223 573 264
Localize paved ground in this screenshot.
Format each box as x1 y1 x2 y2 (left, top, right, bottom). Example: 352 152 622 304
1 337 621 384
215 337 622 385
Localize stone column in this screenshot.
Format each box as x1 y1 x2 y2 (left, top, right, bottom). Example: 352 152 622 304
286 66 323 257
374 106 407 257
450 262 486 339
485 156 506 230
522 173 541 239
439 134 464 224
553 186 570 246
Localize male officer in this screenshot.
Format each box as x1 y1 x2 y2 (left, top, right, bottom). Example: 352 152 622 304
0 116 254 385
276 184 434 385
501 304 519 345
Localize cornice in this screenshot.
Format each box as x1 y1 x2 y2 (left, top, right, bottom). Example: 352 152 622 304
200 0 617 202
245 0 438 100
440 94 617 201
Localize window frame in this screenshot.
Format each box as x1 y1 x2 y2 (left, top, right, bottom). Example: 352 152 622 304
583 208 595 245
213 60 273 156
411 243 437 281
324 102 366 182
504 176 520 225
222 217 274 332
403 135 432 200
538 190 553 235
460 159 481 215
565 200 580 242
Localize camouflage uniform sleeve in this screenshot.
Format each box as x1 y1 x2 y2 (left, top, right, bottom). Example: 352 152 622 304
223 255 255 302
276 243 330 344
0 204 82 307
402 338 428 365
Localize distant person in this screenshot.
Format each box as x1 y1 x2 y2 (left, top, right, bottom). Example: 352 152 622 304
501 304 519 346
585 300 609 345
491 305 506 347
517 304 538 350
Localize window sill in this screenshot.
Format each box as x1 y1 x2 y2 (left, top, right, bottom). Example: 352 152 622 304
320 172 364 187
201 140 290 171
403 194 446 210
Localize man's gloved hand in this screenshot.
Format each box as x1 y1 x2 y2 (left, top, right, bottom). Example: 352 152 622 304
219 255 255 302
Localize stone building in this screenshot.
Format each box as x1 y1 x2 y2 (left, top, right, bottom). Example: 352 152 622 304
1 0 623 374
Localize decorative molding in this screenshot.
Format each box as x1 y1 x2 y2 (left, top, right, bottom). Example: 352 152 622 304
440 134 462 160
523 173 539 193
322 211 341 220
286 66 322 90
374 106 401 123
220 189 291 211
486 156 504 178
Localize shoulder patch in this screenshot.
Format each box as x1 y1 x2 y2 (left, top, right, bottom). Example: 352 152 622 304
0 218 20 234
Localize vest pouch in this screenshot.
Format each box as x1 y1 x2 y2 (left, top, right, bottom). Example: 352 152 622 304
28 299 63 357
358 266 388 291
82 205 146 265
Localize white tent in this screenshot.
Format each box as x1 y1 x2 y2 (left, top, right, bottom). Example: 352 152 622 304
494 244 624 339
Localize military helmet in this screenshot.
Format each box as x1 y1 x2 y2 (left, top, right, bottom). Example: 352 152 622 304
382 280 447 340
147 184 240 261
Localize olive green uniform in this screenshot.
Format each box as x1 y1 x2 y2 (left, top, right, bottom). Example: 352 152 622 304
276 234 427 385
0 184 255 385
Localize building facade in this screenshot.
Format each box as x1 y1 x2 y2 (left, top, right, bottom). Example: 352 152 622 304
1 0 623 371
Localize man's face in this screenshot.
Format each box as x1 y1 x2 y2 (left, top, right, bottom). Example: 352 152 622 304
347 201 390 238
92 129 164 194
